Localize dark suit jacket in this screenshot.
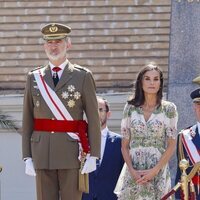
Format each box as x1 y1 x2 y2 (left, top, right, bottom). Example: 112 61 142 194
175 125 200 199
82 130 124 200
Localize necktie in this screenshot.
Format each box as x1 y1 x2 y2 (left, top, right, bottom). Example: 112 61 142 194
52 67 61 86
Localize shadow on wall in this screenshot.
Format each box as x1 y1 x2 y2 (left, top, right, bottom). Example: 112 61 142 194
0 131 36 200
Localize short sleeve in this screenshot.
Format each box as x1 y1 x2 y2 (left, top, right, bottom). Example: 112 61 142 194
121 103 131 140
164 102 178 139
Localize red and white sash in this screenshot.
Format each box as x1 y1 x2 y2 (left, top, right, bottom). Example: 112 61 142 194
33 68 82 155
181 125 200 165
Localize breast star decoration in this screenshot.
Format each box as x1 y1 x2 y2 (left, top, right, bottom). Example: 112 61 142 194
61 91 69 99
61 85 81 108
36 100 40 107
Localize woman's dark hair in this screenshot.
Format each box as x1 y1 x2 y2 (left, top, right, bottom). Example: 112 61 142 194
128 63 163 107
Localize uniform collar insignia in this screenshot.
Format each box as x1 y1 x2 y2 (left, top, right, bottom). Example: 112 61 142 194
68 63 74 72
189 125 197 137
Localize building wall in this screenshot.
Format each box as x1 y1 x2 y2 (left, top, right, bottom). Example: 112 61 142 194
0 131 36 200
0 0 171 93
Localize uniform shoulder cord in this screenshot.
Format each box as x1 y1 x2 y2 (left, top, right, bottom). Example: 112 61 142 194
178 134 185 162
178 133 200 198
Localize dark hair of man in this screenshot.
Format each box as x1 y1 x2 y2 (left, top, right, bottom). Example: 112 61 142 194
127 63 163 107
97 96 110 112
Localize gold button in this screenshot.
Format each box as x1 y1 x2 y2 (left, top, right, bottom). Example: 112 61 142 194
52 118 55 120
51 131 54 134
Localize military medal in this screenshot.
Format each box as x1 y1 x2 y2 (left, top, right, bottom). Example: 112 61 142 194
61 91 69 99
74 91 81 100
53 72 57 79
68 99 75 108
68 85 75 92
36 100 40 107
61 85 81 108
33 85 39 89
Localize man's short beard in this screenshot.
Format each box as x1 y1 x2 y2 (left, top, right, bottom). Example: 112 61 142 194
46 49 67 61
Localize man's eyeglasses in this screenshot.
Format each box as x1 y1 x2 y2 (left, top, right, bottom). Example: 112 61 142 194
98 108 107 112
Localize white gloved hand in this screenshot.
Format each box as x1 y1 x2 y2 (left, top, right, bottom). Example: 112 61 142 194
25 158 36 176
81 156 97 174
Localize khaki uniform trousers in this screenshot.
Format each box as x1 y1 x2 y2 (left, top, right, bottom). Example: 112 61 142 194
36 169 82 200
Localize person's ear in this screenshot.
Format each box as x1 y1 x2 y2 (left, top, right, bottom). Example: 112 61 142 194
66 37 72 49
107 111 111 119
43 42 47 49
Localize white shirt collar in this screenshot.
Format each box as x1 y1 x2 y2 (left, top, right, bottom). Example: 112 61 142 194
101 127 109 137
49 59 69 71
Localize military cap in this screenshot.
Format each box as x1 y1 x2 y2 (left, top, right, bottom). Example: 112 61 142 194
190 88 200 103
41 23 71 40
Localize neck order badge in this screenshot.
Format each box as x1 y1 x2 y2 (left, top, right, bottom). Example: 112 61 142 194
52 67 61 86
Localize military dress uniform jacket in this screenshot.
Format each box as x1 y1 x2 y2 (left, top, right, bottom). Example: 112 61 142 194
175 125 200 199
82 131 124 200
22 62 101 170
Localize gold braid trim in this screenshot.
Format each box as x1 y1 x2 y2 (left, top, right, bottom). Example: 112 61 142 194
178 134 185 161
188 162 200 181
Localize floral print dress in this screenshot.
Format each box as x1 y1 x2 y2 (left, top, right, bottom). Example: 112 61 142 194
114 100 178 200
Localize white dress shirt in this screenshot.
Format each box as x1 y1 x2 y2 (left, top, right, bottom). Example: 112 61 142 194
49 59 69 79
100 127 109 164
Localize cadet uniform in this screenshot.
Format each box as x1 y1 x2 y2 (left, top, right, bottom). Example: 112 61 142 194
175 88 200 200
22 23 101 200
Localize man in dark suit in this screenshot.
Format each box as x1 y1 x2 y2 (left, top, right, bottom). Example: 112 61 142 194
82 96 124 200
22 23 101 200
175 88 200 200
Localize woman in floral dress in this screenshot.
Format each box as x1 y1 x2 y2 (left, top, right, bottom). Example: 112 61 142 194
114 63 178 200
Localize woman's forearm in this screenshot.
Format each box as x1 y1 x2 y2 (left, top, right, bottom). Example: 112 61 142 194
121 138 135 171
155 138 176 172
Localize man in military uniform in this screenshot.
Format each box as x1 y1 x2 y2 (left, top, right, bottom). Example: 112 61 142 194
22 23 101 200
175 88 200 199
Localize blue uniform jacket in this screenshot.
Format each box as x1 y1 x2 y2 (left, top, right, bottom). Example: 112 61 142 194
82 131 124 200
175 125 200 199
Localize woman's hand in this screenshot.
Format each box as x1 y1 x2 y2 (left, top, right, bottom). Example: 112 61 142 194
129 167 142 181
121 138 144 182
136 166 160 185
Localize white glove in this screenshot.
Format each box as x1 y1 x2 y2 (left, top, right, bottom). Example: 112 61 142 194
81 156 97 174
25 158 36 176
